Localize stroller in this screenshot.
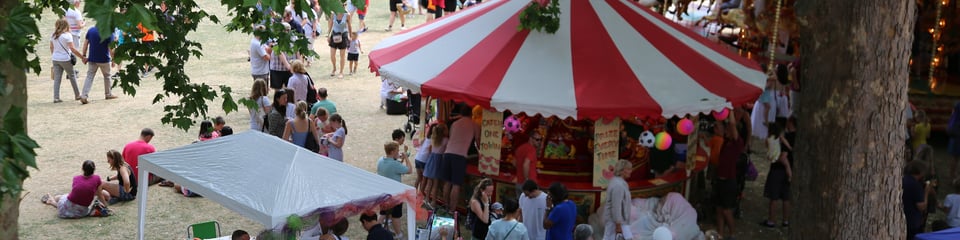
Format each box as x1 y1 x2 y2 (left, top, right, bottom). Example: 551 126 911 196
404 90 426 138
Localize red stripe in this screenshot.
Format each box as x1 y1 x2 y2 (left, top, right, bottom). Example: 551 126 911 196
571 0 662 120
622 0 762 72
609 0 762 105
368 0 509 73
423 10 529 110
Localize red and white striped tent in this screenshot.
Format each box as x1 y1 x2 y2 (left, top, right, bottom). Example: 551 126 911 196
369 0 767 120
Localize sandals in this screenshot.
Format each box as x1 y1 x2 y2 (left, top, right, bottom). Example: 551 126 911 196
40 193 51 204
158 181 175 187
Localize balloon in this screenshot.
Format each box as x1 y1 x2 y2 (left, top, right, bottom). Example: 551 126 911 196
655 132 672 150
713 108 730 121
472 105 484 125
653 226 673 240
639 131 656 148
677 118 694 135
504 115 522 133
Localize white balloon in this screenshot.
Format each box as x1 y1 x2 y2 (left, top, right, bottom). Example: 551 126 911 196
653 226 673 240
639 131 656 148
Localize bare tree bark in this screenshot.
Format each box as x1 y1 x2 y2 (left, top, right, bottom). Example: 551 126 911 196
793 0 915 239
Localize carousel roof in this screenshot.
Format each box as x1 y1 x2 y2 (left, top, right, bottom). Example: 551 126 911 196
369 0 767 120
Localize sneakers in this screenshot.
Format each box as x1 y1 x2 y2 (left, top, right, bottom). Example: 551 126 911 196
384 26 392 32
400 26 407 30
53 99 63 103
360 27 368 33
80 98 89 104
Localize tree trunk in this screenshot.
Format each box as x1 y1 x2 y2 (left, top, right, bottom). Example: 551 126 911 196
793 0 915 239
0 0 30 238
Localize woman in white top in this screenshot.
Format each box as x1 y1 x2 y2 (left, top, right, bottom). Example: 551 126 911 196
248 79 272 131
287 60 310 102
50 18 85 103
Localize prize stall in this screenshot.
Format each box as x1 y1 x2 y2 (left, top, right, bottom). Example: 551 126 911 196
369 0 767 224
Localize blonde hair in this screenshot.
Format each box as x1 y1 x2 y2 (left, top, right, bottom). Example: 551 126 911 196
295 101 309 119
431 124 448 148
250 79 268 100
290 60 307 74
614 159 633 177
384 141 399 155
471 178 494 202
350 32 358 40
53 19 70 39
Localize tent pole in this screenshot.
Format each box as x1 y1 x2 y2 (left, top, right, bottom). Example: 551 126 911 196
407 203 416 240
137 168 149 240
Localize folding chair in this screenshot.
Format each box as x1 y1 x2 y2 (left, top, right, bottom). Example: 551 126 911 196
187 221 221 239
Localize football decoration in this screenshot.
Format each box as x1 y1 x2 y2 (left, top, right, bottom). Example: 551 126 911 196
639 131 656 148
677 118 694 135
504 115 522 133
712 108 730 121
655 132 672 150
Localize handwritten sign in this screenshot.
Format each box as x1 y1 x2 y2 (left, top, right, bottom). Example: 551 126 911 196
593 118 621 187
478 110 504 176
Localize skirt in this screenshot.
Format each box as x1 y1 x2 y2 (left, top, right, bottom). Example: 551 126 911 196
423 153 443 179
57 197 91 219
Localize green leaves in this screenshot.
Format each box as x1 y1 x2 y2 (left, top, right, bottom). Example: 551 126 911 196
0 106 40 201
518 0 561 34
0 2 44 96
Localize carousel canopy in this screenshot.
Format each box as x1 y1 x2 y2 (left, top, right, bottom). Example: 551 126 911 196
369 0 767 120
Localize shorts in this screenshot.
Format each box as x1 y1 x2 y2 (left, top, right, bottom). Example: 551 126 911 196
389 0 403 12
444 0 457 12
57 197 91 219
252 74 270 81
117 187 136 201
358 14 366 20
423 153 443 179
713 179 738 209
347 53 359 61
380 204 403 218
439 153 467 186
269 70 291 89
416 160 426 170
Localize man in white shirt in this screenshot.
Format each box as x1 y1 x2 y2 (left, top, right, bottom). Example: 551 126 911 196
65 0 84 78
518 179 548 240
250 25 271 81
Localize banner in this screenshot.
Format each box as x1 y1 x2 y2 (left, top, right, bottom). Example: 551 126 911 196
593 118 621 187
478 110 504 176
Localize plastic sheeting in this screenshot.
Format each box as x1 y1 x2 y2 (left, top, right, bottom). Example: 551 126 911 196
136 131 415 238
629 193 704 240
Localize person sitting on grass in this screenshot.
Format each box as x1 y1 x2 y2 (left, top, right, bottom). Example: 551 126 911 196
42 160 109 219
102 150 136 204
939 178 960 228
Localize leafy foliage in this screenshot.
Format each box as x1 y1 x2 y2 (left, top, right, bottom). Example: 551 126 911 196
0 107 40 202
518 0 561 34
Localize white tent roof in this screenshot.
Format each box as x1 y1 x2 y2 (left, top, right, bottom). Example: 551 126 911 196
135 131 414 238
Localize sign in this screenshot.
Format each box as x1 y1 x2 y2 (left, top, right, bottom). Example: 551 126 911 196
478 110 504 176
593 118 621 187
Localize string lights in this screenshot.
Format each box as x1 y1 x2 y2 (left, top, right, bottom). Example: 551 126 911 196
929 0 948 90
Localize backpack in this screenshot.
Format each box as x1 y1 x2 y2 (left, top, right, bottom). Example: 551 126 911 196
305 73 318 105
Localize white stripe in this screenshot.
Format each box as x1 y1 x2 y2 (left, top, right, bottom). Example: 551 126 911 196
490 0 577 119
593 0 730 117
621 0 766 90
372 0 506 52
378 0 529 92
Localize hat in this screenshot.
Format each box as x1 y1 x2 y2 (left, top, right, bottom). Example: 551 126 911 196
491 202 503 210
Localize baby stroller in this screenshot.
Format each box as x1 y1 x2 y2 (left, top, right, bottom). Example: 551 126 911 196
404 90 424 138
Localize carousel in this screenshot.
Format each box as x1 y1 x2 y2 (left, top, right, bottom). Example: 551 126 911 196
369 0 766 225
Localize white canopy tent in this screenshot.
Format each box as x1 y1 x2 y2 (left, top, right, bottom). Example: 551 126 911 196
135 131 416 240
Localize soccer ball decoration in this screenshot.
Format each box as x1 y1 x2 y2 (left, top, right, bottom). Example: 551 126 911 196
655 132 672 150
677 118 694 135
639 131 656 148
504 115 522 134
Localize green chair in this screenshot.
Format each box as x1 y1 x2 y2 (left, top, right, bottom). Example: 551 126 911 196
187 221 221 239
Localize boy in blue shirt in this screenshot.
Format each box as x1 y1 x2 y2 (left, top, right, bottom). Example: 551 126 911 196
377 141 412 239
544 182 576 240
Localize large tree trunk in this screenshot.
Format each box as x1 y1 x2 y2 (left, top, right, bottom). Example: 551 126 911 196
793 0 915 239
0 0 30 238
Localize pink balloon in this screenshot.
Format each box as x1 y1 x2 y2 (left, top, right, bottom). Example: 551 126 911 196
713 108 730 121
677 118 694 135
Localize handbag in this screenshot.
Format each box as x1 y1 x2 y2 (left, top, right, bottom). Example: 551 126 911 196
55 37 77 65
88 200 112 217
305 73 318 105
331 33 343 43
304 119 321 152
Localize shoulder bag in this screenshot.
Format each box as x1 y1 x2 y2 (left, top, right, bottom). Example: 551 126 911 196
55 35 77 65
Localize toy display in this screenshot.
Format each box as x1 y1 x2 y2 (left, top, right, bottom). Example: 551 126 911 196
655 132 672 151
639 131 657 148
677 118 694 135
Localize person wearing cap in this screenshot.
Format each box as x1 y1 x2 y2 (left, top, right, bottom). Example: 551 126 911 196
491 202 504 221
